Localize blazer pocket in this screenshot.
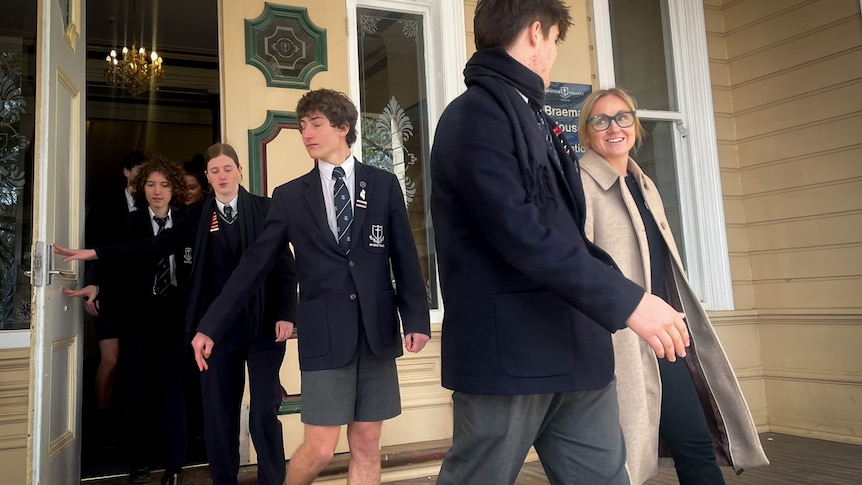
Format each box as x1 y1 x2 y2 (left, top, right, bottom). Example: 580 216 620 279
376 290 400 346
296 298 330 359
360 219 389 254
493 291 575 378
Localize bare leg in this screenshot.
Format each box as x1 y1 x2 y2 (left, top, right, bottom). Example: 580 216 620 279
95 338 119 409
346 421 383 485
286 424 341 485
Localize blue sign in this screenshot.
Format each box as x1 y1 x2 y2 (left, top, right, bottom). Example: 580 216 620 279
544 82 592 155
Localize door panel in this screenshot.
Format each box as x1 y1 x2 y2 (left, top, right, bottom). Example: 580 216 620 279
27 0 85 483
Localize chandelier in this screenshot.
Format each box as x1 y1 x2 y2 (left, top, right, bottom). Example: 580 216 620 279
105 44 164 95
104 0 165 96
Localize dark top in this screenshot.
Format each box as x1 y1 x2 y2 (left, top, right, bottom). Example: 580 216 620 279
93 207 195 327
196 161 430 372
95 187 297 342
186 188 298 342
625 174 668 302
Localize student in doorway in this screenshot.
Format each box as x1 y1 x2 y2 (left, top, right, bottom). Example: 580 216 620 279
58 144 298 485
191 88 431 485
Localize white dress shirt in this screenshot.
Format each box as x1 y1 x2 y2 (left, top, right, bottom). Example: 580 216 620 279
215 195 238 220
317 155 355 241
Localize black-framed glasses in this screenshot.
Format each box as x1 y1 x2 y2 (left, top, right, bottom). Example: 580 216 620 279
586 111 637 131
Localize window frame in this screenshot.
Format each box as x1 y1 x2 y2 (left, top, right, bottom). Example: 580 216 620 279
591 0 734 310
346 0 466 321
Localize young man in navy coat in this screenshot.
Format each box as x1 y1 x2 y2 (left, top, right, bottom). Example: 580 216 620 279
192 89 431 485
430 1 691 484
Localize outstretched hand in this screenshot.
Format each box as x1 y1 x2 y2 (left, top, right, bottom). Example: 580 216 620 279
625 292 690 361
53 243 97 262
62 285 100 317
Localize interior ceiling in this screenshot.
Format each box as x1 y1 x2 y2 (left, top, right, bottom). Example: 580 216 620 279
87 0 218 56
0 1 217 54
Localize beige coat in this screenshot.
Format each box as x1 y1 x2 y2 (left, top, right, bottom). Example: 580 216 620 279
579 149 768 484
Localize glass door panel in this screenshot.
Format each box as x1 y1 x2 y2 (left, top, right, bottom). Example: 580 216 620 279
609 0 677 111
0 13 36 330
357 7 438 308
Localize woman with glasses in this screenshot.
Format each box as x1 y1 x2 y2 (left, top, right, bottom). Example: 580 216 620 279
577 88 767 484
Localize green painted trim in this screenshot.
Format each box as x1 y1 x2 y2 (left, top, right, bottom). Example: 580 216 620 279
247 110 299 195
278 397 303 415
245 3 328 90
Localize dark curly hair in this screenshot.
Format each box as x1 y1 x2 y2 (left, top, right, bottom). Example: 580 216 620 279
296 89 358 146
131 159 188 211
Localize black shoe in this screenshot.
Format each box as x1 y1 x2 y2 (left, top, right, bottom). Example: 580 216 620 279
161 471 182 485
129 467 150 483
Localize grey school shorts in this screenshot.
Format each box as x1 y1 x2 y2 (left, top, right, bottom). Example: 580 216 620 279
300 337 402 426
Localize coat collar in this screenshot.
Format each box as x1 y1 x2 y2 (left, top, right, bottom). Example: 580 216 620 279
579 148 639 191
581 148 686 277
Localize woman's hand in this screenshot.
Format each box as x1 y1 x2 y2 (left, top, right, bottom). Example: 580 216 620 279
53 244 98 262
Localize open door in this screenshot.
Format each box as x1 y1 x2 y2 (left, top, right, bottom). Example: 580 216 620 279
26 0 86 483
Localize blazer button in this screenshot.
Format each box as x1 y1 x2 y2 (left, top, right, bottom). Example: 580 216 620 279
349 293 357 301
661 222 667 230
349 261 355 267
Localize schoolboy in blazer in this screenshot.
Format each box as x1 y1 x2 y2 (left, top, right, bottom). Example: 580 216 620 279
192 89 430 485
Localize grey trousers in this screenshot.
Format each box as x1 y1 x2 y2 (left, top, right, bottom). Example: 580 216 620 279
436 380 628 485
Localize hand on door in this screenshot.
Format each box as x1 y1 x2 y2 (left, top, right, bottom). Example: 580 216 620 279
53 243 98 262
62 285 100 317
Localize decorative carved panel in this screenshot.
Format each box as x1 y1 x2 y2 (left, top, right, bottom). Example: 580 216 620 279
245 4 327 89
247 110 299 195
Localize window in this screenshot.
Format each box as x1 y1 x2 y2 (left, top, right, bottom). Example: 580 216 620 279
347 0 465 314
593 0 734 310
0 34 35 331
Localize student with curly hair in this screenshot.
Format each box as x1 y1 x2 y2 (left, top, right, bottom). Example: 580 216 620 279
62 158 194 484
58 149 297 485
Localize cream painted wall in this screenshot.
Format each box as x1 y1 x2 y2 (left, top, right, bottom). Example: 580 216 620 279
220 0 351 196
463 0 593 85
0 348 29 485
704 0 862 443
702 0 769 433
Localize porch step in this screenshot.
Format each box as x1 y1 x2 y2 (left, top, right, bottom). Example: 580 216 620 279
234 439 451 484
82 439 450 484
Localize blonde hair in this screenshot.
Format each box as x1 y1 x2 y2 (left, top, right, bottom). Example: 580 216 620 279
578 87 645 151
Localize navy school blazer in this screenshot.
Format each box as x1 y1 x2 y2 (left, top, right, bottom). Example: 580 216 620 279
197 160 431 371
95 190 297 340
